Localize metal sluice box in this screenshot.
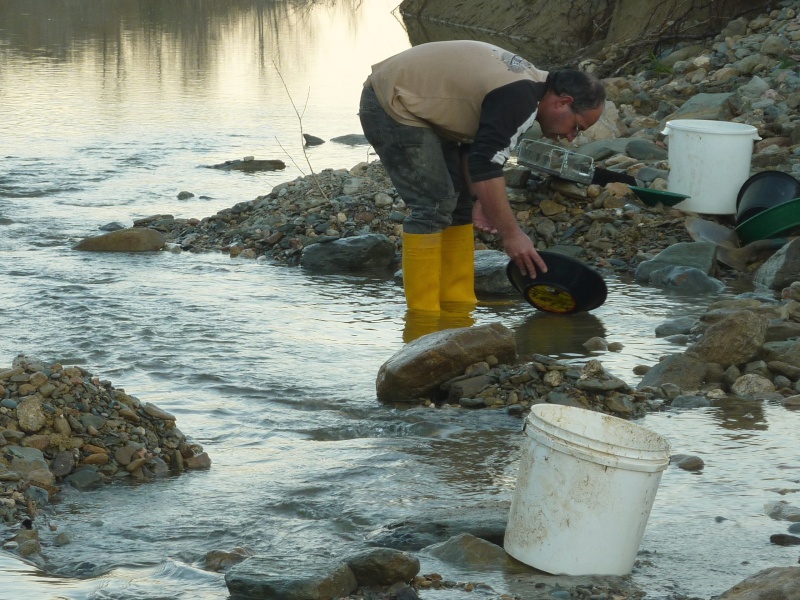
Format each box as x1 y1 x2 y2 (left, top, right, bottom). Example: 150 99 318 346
515 139 595 185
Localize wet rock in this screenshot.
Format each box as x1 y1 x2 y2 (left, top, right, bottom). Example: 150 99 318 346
655 316 699 337
303 133 325 146
636 354 706 392
300 234 396 271
764 500 800 522
671 395 712 409
211 157 287 172
203 547 253 572
330 134 368 146
344 548 420 587
670 454 705 471
365 502 508 551
646 265 725 293
424 533 528 572
686 310 767 368
73 228 166 252
225 556 357 600
717 566 800 599
770 533 800 546
634 242 718 280
375 323 516 404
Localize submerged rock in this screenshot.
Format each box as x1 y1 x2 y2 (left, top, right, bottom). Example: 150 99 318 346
73 227 166 252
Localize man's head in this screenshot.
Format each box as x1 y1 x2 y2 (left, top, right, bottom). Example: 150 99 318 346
536 70 606 142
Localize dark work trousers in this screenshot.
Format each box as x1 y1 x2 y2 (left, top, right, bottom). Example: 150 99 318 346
358 85 474 234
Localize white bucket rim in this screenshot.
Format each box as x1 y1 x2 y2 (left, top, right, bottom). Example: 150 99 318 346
662 119 760 138
525 405 670 472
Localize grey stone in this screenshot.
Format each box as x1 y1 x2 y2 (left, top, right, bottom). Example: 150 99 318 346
636 354 707 392
646 265 725 294
625 138 667 160
301 234 396 271
330 134 368 146
474 250 515 295
662 93 733 123
754 238 800 290
634 242 718 280
655 316 699 338
365 501 508 551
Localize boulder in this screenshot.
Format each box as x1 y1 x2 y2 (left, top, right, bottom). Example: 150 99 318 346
344 548 419 587
636 353 706 392
754 238 800 290
424 533 529 572
300 234 396 271
686 310 768 368
73 228 166 252
376 323 516 403
225 556 357 600
718 566 800 599
634 242 718 280
474 250 515 295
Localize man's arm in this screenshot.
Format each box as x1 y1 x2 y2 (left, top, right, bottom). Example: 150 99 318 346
472 177 548 278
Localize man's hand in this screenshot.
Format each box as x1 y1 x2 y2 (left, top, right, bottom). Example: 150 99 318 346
503 229 548 277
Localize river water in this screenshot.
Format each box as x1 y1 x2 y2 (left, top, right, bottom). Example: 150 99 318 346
1 2 799 599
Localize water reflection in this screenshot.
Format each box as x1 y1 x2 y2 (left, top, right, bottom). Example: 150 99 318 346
0 0 359 75
711 397 768 431
513 311 607 359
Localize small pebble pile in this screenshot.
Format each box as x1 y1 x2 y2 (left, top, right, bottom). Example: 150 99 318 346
0 354 209 560
431 355 651 419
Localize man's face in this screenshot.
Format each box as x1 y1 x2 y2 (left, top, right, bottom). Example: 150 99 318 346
538 94 604 142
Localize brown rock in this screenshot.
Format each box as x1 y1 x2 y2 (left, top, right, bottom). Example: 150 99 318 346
83 453 109 466
376 323 517 403
184 452 212 469
686 311 767 368
73 228 166 252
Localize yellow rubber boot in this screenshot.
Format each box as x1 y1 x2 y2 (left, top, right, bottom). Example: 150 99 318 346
440 224 478 306
401 232 443 313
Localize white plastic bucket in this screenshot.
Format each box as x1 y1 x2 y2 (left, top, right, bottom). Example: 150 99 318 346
504 405 671 576
662 119 760 214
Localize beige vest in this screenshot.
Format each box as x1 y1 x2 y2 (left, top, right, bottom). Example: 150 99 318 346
366 41 548 143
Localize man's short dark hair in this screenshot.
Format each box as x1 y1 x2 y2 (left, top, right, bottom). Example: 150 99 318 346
545 70 606 113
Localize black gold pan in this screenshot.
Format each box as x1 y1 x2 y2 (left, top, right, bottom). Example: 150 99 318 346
506 251 607 314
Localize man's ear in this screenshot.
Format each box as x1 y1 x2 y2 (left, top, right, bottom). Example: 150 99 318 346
558 94 575 108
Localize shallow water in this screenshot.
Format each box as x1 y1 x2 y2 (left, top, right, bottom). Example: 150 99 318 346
1 2 799 599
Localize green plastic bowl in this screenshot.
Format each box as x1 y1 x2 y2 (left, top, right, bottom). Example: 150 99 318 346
735 196 800 244
629 185 690 207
